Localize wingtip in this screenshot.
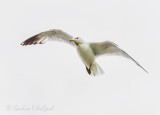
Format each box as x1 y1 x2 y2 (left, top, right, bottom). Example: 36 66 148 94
145 70 149 74
20 42 24 46
20 42 29 46
141 67 149 75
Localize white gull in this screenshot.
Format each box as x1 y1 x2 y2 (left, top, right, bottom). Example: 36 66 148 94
21 29 148 76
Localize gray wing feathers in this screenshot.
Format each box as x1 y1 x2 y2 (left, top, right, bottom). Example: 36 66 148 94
90 41 120 56
90 41 148 73
21 29 74 46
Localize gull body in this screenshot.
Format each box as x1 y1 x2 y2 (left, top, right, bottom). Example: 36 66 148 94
70 38 104 75
77 43 95 68
21 29 148 76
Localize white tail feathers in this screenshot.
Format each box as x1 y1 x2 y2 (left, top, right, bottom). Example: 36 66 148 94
90 63 104 76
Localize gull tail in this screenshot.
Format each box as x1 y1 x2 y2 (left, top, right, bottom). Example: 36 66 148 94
90 63 104 76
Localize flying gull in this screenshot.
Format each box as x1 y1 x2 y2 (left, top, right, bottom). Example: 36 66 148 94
21 29 148 76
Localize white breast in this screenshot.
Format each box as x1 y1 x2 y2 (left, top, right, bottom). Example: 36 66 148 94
77 44 95 68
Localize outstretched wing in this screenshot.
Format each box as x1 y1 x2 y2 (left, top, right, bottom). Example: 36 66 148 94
90 41 148 73
21 29 74 46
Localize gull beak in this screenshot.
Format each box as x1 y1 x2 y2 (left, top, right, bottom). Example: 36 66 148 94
70 38 75 42
70 38 79 46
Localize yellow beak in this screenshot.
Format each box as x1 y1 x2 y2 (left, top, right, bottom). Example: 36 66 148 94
70 38 75 42
70 38 79 46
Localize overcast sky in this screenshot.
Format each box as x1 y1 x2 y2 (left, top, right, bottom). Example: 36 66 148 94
0 0 160 115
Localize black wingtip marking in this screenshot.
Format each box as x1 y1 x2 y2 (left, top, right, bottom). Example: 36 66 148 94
20 34 40 46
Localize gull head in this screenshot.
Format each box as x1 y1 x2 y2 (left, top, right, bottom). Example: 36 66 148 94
70 37 84 46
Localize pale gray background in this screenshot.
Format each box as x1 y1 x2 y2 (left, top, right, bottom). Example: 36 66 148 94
0 0 159 115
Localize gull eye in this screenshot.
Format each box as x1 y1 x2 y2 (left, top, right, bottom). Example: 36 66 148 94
75 37 78 39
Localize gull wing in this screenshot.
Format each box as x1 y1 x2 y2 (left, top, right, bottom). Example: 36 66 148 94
21 29 74 46
90 41 148 73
